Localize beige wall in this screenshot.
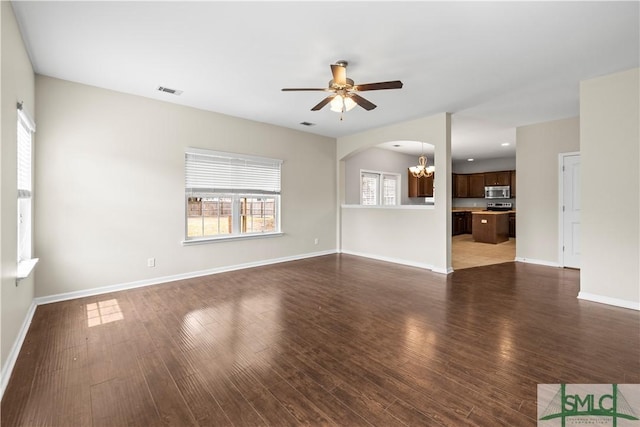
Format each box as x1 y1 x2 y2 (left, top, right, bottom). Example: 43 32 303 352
580 68 639 308
515 117 580 264
337 113 452 272
34 76 337 298
343 147 428 205
1 1 36 375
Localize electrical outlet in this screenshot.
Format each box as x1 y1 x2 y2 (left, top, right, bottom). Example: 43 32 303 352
147 257 155 267
314 238 319 245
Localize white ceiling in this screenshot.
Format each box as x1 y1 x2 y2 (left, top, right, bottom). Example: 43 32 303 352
11 1 639 160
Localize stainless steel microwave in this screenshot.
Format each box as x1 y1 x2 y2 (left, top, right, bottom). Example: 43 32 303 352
484 185 510 199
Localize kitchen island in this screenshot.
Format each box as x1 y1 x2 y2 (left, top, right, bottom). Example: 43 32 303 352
471 211 511 244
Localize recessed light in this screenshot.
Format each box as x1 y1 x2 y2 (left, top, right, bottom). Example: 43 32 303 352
393 144 401 147
501 142 510 146
467 158 475 162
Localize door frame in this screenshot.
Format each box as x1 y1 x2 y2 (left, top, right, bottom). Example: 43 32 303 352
558 151 580 267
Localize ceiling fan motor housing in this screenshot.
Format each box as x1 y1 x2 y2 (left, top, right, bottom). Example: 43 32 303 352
329 78 354 90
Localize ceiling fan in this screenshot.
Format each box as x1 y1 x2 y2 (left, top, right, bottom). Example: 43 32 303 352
281 61 403 116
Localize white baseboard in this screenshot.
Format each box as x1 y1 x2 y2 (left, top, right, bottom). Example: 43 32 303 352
514 257 561 268
340 249 451 274
35 249 338 306
577 292 640 311
1 300 37 400
432 266 454 275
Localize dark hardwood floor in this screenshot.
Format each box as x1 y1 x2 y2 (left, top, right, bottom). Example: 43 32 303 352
2 255 639 426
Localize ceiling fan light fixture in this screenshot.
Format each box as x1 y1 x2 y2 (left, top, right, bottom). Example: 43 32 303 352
329 96 342 112
344 96 357 111
329 94 357 113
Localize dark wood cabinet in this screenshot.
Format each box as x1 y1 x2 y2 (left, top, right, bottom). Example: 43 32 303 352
422 174 434 197
473 212 510 244
469 173 485 198
453 174 469 198
408 170 434 197
484 171 511 186
452 212 466 236
509 212 516 238
510 170 516 198
452 211 473 235
408 172 418 197
451 170 514 199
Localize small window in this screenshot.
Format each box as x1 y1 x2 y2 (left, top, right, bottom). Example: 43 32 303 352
185 148 282 242
360 170 400 206
17 107 35 262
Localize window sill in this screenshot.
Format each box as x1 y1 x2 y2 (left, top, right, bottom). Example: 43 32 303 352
17 258 39 281
182 232 284 246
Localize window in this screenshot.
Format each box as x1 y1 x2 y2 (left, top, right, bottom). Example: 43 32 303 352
17 104 37 279
360 170 400 206
185 148 282 242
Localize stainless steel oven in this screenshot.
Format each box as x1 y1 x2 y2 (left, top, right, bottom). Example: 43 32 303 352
486 202 512 211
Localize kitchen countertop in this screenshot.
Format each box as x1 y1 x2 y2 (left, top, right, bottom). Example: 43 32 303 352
452 208 485 212
453 208 516 213
471 210 516 215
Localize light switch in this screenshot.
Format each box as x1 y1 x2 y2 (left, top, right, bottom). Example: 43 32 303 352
481 219 488 224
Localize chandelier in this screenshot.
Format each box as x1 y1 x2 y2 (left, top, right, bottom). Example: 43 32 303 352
409 143 434 178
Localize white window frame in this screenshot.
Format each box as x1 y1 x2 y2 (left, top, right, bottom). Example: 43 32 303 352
17 104 39 280
184 147 283 244
360 169 401 206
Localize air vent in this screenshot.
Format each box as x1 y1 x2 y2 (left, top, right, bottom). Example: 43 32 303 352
157 86 183 96
300 121 315 127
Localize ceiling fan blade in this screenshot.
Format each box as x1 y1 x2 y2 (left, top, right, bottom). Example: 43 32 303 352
311 95 336 111
331 64 347 86
282 88 329 91
354 80 403 91
350 94 377 111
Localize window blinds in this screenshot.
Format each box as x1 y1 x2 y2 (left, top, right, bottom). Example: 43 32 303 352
361 172 378 205
382 174 398 205
185 148 282 196
17 110 34 199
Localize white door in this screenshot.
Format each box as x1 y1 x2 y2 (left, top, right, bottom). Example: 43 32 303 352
562 154 581 268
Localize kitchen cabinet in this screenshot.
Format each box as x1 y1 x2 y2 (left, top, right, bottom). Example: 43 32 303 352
452 211 472 235
408 172 418 197
469 173 485 198
509 212 516 238
452 212 467 235
408 170 434 197
510 170 516 198
472 212 510 244
451 170 515 199
453 174 469 198
484 171 511 186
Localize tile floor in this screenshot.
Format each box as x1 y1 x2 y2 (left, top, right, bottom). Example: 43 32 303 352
452 234 515 270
